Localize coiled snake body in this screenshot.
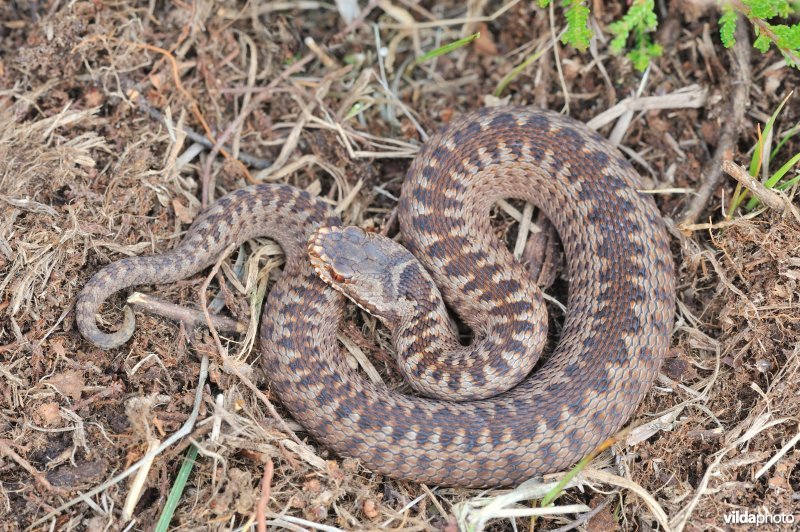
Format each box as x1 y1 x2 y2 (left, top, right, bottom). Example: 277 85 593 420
77 107 675 487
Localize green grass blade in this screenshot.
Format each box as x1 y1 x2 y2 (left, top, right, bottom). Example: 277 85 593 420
745 151 800 209
154 444 200 532
540 429 626 508
750 91 793 176
344 101 370 121
494 47 547 97
415 33 480 65
777 173 800 190
729 91 794 217
539 455 590 508
770 121 800 160
729 125 763 216
748 125 765 179
764 151 800 188
727 182 746 218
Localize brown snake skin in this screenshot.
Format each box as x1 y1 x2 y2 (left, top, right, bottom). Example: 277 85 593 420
77 107 675 487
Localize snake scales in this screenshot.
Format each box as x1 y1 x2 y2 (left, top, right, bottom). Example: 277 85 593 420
77 107 675 487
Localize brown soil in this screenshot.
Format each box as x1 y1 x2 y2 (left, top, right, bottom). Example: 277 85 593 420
1 1 798 530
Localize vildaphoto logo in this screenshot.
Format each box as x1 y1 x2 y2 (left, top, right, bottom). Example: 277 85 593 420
723 509 796 525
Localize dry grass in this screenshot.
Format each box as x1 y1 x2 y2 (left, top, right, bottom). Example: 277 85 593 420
1 1 798 530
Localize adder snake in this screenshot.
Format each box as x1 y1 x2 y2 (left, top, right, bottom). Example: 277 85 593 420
77 107 675 487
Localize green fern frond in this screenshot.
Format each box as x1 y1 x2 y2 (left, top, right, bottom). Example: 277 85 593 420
719 5 738 48
562 1 593 51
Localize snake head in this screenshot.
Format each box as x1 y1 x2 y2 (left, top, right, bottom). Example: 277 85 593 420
308 226 417 326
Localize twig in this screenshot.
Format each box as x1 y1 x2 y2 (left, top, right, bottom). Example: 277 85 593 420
680 20 751 226
548 2 570 113
721 160 796 215
549 497 612 532
379 0 519 30
586 87 708 130
198 244 238 354
264 513 346 532
256 459 274 532
121 437 160 521
669 450 725 532
419 484 448 523
71 380 125 412
582 469 671 532
456 476 588 531
513 203 534 259
754 428 800 479
127 292 246 335
608 65 651 147
305 36 338 68
380 493 427 528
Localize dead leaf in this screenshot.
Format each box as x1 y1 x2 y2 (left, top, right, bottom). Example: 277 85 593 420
767 462 793 491
474 23 498 55
626 407 682 447
50 338 66 359
47 459 107 488
172 198 196 224
35 401 61 426
587 498 618 531
45 370 84 401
